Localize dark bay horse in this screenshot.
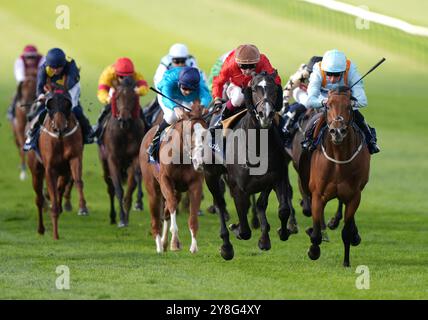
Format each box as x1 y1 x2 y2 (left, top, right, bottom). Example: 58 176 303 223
99 77 145 227
204 71 293 260
302 87 370 266
12 76 37 180
27 88 88 239
139 101 207 253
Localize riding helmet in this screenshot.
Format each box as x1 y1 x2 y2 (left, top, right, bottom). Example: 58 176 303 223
235 44 260 65
321 49 347 73
46 48 67 68
178 67 200 90
115 57 135 76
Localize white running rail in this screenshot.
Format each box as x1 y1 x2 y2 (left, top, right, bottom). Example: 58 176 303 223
302 0 428 37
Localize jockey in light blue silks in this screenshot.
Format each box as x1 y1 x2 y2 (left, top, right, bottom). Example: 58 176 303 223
147 66 212 162
302 49 380 154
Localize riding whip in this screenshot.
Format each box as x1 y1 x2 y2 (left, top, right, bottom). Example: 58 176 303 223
350 57 386 89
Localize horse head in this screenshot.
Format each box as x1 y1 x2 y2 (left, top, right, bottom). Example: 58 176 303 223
17 76 37 111
178 99 208 172
326 86 353 145
247 70 279 129
45 85 73 137
113 76 138 128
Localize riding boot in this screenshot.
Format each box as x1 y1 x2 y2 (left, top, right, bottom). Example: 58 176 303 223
92 104 111 140
147 119 169 162
282 111 296 147
301 123 316 152
73 105 94 144
23 109 47 151
354 110 380 154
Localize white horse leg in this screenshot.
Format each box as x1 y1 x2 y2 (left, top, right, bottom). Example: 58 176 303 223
155 234 163 253
161 219 169 251
170 211 181 251
189 229 198 254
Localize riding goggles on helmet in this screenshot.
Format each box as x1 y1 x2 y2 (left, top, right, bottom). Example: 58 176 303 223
238 63 256 70
172 58 187 65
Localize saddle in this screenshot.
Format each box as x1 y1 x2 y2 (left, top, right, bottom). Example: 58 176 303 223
221 108 247 136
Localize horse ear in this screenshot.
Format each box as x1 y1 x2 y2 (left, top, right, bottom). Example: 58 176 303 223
271 69 278 79
191 99 202 117
243 86 253 110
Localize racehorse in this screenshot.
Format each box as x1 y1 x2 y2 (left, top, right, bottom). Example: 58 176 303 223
204 71 293 260
12 75 37 180
98 76 145 227
302 86 370 266
139 100 207 253
27 86 88 239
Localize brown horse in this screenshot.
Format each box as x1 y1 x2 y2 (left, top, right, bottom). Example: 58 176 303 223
12 76 37 180
99 76 145 227
27 88 88 239
302 86 370 267
139 101 207 253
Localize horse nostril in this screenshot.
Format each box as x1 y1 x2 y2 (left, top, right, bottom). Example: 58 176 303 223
340 128 347 135
268 111 274 118
258 111 263 118
329 128 336 135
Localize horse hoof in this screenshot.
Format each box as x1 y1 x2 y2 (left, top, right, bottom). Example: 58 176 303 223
327 217 339 230
251 216 260 230
134 202 143 211
19 171 27 181
351 234 361 246
322 230 330 242
64 202 72 212
287 222 299 235
302 208 312 217
343 261 351 268
277 227 290 241
78 208 89 216
307 245 321 260
37 227 45 235
171 240 182 251
220 244 234 260
117 222 127 228
207 205 216 214
224 211 230 222
258 238 271 251
305 227 314 238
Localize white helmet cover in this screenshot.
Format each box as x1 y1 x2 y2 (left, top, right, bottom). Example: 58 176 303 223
169 43 189 59
321 49 347 73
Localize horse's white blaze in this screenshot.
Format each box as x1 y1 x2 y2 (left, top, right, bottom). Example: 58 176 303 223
192 123 206 171
155 235 163 253
161 219 169 245
258 79 267 88
189 229 198 254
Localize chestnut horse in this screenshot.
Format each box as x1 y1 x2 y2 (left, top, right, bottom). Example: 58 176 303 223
139 101 207 253
12 76 37 180
99 76 145 227
27 87 88 239
303 86 370 267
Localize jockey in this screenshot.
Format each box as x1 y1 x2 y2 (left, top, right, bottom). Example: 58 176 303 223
92 57 149 139
24 48 94 150
153 43 202 88
211 44 282 126
7 45 45 121
147 66 212 162
303 49 380 154
281 55 322 144
207 50 233 92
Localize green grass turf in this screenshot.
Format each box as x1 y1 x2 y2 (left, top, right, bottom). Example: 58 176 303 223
0 0 427 299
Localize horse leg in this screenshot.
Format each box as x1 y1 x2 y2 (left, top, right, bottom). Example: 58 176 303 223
328 200 344 230
160 176 181 251
205 171 233 260
299 178 312 217
250 194 260 229
102 161 116 224
123 165 138 226
45 168 60 240
63 180 73 212
188 180 202 254
229 186 251 241
256 190 271 251
342 194 361 267
69 157 88 216
274 175 292 241
31 162 45 235
286 178 298 234
57 175 69 215
134 168 144 211
145 175 163 253
108 159 126 227
307 194 325 260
